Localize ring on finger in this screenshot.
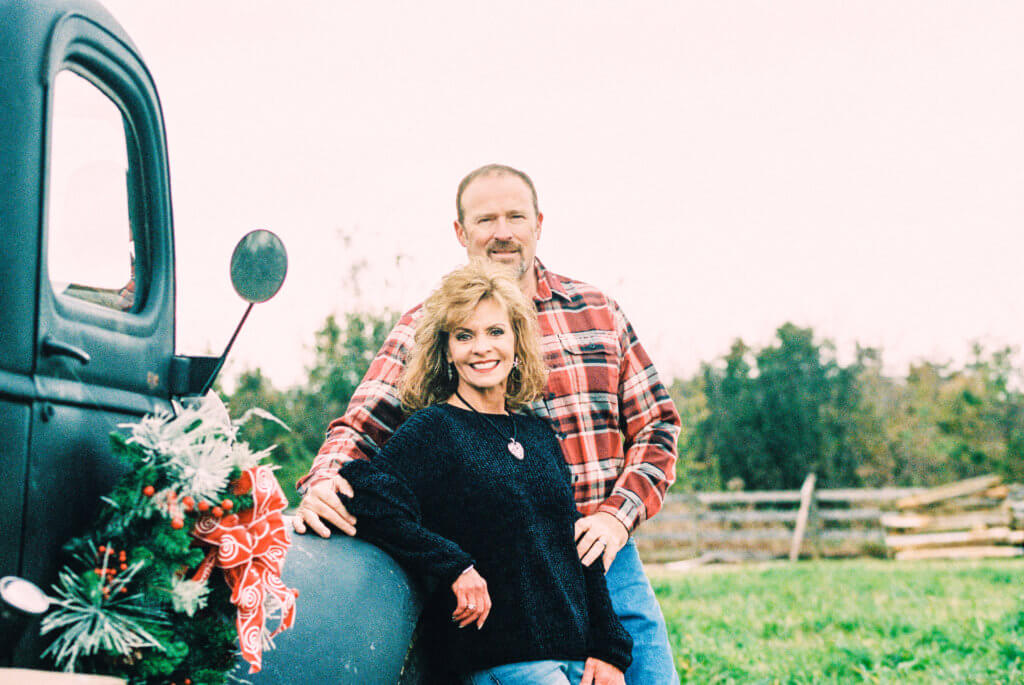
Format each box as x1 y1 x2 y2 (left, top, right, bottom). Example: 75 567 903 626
467 603 476 610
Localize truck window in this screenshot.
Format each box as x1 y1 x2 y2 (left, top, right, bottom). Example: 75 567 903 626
47 69 135 312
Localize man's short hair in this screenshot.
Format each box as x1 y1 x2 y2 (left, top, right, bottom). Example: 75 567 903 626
455 164 539 224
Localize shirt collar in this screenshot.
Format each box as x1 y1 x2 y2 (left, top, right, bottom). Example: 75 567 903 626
533 258 569 303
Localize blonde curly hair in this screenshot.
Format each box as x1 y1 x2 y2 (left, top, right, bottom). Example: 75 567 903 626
399 260 547 411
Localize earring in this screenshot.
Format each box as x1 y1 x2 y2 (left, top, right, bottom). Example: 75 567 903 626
509 356 521 383
446 361 456 383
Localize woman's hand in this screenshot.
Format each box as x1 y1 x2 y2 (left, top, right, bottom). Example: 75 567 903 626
580 657 625 685
451 567 491 629
292 475 357 537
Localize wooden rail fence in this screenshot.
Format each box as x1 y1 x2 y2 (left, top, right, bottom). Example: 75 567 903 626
635 474 1024 566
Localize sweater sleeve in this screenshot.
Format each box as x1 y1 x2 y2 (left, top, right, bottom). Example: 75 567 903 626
545 429 633 672
340 411 475 586
581 561 633 673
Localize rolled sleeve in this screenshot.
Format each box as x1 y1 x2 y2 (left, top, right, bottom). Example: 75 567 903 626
599 305 680 531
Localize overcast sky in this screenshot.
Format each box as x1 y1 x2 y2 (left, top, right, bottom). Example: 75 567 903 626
92 1 1024 388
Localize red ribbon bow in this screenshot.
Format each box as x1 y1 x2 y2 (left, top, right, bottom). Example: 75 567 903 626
192 466 298 673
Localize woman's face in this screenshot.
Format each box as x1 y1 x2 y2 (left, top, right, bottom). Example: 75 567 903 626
447 297 516 400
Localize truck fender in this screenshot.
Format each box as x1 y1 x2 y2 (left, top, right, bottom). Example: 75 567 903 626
233 529 426 684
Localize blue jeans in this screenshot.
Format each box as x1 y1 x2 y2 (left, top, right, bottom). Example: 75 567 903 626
606 539 678 685
466 659 586 684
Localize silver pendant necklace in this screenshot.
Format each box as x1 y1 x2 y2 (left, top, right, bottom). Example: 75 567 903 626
453 390 525 460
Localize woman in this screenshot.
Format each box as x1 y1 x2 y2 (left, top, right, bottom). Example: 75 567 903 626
339 260 632 685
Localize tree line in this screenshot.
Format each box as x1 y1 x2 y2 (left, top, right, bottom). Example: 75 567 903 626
672 323 1024 491
223 313 1024 504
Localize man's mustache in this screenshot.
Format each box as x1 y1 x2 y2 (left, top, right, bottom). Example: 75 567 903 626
487 240 521 252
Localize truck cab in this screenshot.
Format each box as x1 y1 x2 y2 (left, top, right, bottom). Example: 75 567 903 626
0 1 424 681
1 0 178 641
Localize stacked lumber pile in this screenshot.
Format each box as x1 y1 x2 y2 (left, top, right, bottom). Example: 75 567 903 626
882 475 1024 561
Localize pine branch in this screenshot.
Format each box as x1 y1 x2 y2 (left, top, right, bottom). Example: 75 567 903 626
41 563 167 672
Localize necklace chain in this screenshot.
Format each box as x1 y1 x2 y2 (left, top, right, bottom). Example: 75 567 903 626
453 390 525 460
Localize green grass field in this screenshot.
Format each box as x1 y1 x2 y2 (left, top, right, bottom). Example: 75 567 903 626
650 558 1024 683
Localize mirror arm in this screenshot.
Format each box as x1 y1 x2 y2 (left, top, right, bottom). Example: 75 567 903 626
200 302 254 396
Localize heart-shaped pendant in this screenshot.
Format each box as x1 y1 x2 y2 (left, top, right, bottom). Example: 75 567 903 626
508 439 525 460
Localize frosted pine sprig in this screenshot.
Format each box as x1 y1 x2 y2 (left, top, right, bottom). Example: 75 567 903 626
41 561 165 672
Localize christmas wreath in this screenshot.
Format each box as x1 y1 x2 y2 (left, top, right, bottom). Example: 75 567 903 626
40 394 298 684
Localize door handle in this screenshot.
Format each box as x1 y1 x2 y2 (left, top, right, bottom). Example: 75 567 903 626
41 336 91 365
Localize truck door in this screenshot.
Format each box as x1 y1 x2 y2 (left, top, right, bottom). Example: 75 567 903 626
23 7 176 609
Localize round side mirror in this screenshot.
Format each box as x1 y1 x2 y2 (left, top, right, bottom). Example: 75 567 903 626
230 229 288 303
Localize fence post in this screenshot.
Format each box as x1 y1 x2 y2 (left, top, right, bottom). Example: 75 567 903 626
790 473 818 561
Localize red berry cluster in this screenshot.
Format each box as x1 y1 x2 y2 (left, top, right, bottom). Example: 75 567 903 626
93 545 129 598
142 483 237 528
142 485 189 529
195 496 234 519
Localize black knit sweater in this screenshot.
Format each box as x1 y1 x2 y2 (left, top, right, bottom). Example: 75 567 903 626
339 403 633 675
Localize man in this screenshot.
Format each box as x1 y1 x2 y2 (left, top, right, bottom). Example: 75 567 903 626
295 164 681 684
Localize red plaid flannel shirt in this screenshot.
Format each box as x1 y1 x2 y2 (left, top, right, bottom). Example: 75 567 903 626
298 261 680 532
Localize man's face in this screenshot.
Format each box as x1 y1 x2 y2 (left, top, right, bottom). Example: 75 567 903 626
455 173 543 281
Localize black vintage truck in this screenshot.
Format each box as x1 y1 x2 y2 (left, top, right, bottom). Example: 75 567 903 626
0 0 424 681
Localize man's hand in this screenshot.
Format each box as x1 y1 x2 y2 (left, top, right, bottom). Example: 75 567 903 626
580 657 625 685
451 567 491 629
292 475 357 537
575 512 628 571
